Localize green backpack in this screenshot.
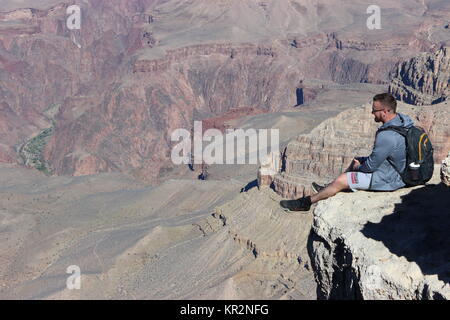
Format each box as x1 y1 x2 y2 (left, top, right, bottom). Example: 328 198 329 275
378 119 434 186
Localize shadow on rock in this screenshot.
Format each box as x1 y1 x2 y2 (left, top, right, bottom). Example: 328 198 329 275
240 179 258 192
362 183 450 284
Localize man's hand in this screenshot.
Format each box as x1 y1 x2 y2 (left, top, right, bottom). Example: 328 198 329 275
352 158 361 171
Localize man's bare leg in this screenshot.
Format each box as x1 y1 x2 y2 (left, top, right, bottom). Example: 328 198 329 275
280 170 351 212
310 173 349 204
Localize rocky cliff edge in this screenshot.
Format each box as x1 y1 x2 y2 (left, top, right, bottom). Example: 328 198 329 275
310 165 449 299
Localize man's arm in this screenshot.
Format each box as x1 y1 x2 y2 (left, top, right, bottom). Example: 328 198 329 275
355 156 368 163
357 132 395 173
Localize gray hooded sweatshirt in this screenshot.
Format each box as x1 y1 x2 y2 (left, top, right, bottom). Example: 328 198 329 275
357 113 414 191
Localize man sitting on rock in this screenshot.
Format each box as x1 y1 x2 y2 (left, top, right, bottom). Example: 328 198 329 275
280 93 414 212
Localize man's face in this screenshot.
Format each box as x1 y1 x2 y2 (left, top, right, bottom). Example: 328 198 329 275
371 100 386 123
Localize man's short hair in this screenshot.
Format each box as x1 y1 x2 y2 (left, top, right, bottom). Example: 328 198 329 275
373 93 397 113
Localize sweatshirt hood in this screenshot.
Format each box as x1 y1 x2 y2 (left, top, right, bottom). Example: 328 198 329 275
381 113 414 129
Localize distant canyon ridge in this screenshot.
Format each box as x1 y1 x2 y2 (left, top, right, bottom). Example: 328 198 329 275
0 0 449 181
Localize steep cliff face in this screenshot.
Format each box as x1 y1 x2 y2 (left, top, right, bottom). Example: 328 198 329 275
0 0 158 171
43 49 303 180
310 167 449 300
194 186 317 299
389 46 450 105
272 101 450 199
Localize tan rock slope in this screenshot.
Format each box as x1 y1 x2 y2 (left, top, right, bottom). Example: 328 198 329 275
0 162 316 299
194 187 317 300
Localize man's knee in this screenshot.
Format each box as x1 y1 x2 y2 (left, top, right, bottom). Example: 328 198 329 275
334 173 349 189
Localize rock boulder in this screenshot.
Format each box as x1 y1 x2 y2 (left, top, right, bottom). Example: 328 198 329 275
441 151 450 186
310 166 449 299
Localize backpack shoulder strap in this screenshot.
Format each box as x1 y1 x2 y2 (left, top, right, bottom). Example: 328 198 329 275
377 126 408 137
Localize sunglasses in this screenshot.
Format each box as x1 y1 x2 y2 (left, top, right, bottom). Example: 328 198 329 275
371 108 386 113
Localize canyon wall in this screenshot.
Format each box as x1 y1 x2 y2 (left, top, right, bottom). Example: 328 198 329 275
0 0 158 172
0 0 448 182
389 46 450 105
36 38 446 181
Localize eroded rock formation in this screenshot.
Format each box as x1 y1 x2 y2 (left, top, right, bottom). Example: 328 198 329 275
441 151 450 186
195 186 317 299
257 151 281 187
389 46 450 105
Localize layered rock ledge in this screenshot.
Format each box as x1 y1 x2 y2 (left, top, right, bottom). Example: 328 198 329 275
310 168 449 300
195 186 317 299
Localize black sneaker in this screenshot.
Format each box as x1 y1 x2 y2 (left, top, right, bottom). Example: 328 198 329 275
280 196 312 212
312 182 326 193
